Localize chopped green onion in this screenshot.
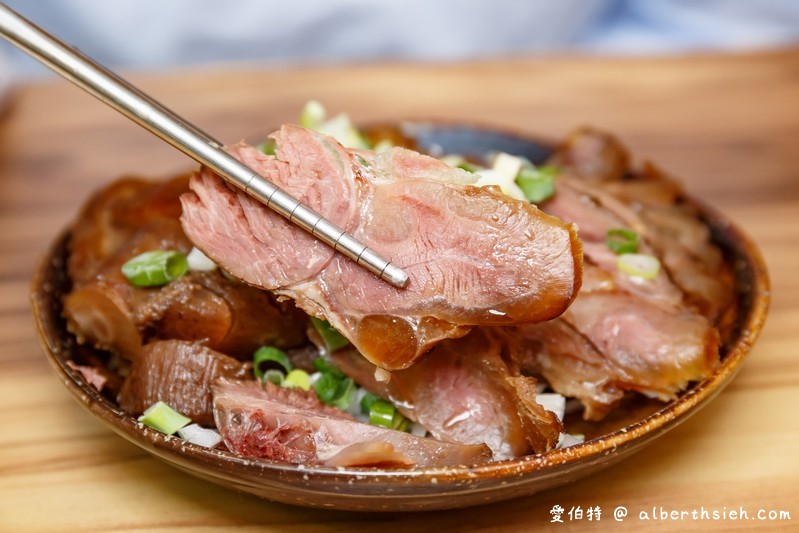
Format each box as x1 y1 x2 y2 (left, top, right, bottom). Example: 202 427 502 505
617 253 661 280
320 113 370 150
332 377 356 410
312 356 342 376
606 228 639 254
409 421 428 437
440 154 480 173
186 247 217 272
516 165 558 204
311 357 339 376
263 369 286 386
312 371 342 404
492 152 525 180
393 415 409 432
472 152 527 200
475 168 526 200
258 138 277 155
310 317 350 353
138 401 191 434
311 357 356 407
369 399 409 431
299 99 326 129
369 399 396 428
439 154 465 166
299 100 369 149
371 139 394 153
253 346 292 382
457 161 480 173
121 250 187 287
308 356 403 426
283 369 311 391
177 424 223 448
360 391 381 414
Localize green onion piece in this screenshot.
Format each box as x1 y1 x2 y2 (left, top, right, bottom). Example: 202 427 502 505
319 113 370 150
515 165 558 203
439 154 465 166
360 391 381 414
371 139 394 153
369 399 409 431
457 161 480 173
392 413 410 432
299 100 369 150
311 355 360 406
492 152 525 181
617 253 661 280
283 369 311 391
369 399 396 428
262 369 286 386
253 346 292 382
138 401 191 434
299 99 326 129
121 250 187 287
312 371 342 404
258 138 277 155
606 228 639 254
439 154 480 173
332 377 356 410
310 317 350 352
312 356 342 377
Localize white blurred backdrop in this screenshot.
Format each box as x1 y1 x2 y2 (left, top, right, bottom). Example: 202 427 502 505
2 0 799 78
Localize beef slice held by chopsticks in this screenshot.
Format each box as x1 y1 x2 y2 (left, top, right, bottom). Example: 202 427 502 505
181 125 582 370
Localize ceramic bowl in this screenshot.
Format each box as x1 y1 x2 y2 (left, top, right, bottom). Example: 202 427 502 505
31 122 770 511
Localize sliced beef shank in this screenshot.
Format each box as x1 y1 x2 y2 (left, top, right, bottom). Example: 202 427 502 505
213 379 492 467
181 125 583 370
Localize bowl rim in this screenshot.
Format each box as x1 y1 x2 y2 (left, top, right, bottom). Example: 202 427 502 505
30 120 771 498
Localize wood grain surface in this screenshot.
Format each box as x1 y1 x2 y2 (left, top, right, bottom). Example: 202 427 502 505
1 49 797 531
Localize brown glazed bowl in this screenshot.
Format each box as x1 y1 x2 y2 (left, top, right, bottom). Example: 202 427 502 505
31 122 770 512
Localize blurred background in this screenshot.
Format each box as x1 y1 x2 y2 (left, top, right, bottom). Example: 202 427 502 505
2 0 799 80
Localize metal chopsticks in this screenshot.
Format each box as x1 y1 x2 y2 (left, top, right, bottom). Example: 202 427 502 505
0 3 409 289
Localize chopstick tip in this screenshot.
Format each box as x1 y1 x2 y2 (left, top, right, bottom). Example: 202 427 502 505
383 264 409 289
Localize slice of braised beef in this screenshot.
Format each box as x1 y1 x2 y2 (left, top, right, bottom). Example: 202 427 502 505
332 330 563 459
547 127 630 182
546 129 734 322
506 127 730 419
119 340 248 426
212 379 492 467
181 124 583 371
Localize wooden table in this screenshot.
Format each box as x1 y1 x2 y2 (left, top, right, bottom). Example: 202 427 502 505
1 49 797 531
